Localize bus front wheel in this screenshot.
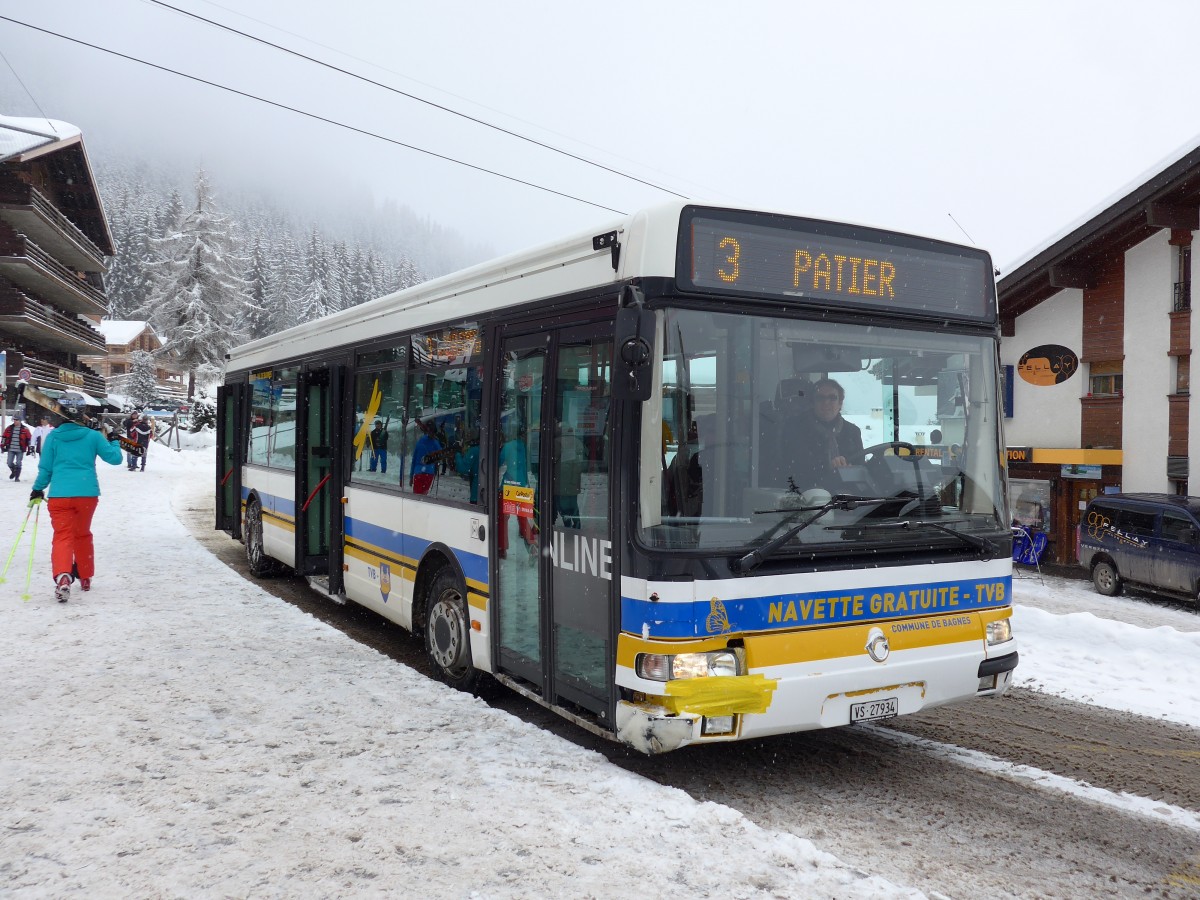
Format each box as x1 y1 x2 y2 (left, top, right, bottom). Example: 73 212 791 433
425 567 480 693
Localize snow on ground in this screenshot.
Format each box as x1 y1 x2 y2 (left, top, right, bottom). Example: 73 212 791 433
0 442 915 899
1 439 1197 898
1010 572 1200 728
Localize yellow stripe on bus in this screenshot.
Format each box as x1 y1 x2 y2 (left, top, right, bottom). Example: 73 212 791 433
344 536 416 572
262 510 295 533
745 614 986 668
343 542 489 602
343 543 416 582
616 609 1009 669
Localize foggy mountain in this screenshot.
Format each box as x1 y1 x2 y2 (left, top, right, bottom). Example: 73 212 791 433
93 152 491 336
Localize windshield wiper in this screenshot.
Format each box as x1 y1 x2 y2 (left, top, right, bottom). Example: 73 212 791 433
733 495 893 575
852 519 999 559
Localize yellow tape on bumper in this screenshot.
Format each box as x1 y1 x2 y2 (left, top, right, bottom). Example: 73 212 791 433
661 674 778 716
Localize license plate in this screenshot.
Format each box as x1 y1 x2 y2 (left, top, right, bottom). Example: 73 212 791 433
850 696 898 723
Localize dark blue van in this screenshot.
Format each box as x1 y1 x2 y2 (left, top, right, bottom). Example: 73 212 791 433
1079 493 1200 600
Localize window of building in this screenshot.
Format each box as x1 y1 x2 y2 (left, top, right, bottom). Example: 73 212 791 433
1088 361 1123 397
1008 478 1050 532
1177 356 1190 394
1175 243 1192 311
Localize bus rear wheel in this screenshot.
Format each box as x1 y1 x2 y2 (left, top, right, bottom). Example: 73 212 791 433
245 499 279 578
425 567 480 693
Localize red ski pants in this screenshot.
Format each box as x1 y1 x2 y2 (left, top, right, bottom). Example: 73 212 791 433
497 513 536 555
47 496 99 582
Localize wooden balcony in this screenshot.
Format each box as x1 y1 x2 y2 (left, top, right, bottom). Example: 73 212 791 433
0 284 105 354
4 353 107 399
0 232 107 317
0 182 105 272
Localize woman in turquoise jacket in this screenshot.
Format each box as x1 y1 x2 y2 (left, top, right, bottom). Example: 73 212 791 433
29 394 124 602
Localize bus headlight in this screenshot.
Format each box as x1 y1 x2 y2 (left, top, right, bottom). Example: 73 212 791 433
986 619 1012 645
637 654 673 682
637 650 740 682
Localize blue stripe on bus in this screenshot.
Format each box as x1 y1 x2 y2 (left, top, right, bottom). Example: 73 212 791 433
343 516 489 585
620 575 1011 638
242 486 488 585
241 486 296 518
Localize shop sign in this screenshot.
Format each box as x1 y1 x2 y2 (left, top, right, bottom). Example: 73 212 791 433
1018 344 1078 386
1061 464 1102 479
1007 446 1033 463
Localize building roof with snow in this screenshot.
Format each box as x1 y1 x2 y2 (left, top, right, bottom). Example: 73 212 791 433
96 319 160 349
0 115 82 163
998 134 1200 334
0 114 113 255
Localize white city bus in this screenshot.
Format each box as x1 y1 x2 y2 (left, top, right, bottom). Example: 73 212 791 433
217 202 1017 753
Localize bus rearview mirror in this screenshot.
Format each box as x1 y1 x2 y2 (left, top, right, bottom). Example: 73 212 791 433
614 287 653 402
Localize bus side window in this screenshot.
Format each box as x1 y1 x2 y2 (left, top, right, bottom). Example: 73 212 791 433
351 368 406 486
555 345 613 531
408 323 483 504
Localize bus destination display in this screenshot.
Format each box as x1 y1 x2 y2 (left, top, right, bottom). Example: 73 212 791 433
681 211 995 321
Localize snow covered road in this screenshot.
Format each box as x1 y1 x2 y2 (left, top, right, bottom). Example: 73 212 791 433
4 443 1200 898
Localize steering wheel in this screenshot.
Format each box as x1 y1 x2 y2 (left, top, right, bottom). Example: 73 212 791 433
855 441 917 464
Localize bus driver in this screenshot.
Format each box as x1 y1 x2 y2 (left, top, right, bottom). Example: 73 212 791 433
783 377 863 492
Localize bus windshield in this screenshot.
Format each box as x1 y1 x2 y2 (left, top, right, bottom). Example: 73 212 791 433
639 307 1008 556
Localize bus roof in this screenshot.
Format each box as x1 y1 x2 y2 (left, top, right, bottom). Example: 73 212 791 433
226 201 991 373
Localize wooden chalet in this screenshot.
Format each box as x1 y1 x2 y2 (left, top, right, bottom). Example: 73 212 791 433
0 115 114 417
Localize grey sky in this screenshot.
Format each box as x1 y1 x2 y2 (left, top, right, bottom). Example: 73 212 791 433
1 0 1198 270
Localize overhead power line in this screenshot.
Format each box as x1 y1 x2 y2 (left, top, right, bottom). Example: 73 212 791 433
148 0 688 201
0 45 51 128
0 15 628 215
193 0 709 199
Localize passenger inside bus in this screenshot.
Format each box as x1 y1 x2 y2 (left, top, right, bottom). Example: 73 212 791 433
411 421 441 494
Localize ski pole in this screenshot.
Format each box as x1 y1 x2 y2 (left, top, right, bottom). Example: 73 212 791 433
20 501 40 602
0 503 35 585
